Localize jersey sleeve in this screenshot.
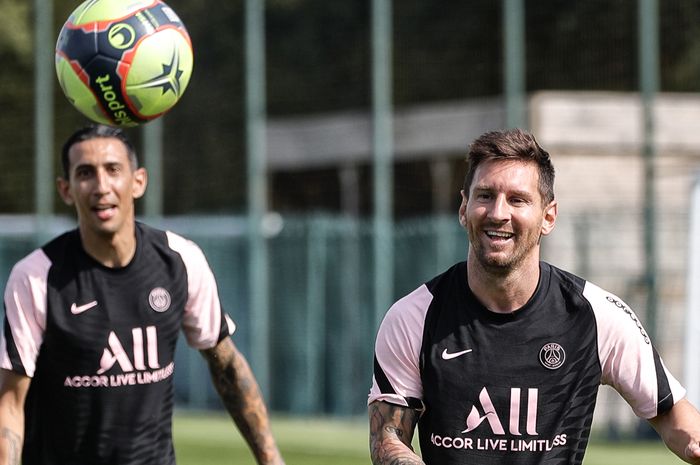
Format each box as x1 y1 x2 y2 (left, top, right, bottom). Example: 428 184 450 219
166 232 235 349
368 284 432 410
584 281 686 419
1 249 51 377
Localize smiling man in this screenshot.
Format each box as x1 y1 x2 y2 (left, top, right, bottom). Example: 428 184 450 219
368 128 700 465
0 124 285 465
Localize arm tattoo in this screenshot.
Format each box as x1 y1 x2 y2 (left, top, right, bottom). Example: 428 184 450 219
1 427 22 465
202 339 283 465
369 402 424 465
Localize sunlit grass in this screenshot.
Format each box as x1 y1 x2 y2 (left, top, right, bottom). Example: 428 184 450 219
173 411 683 465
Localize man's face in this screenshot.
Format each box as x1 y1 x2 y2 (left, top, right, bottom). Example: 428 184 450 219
460 159 557 274
57 137 146 238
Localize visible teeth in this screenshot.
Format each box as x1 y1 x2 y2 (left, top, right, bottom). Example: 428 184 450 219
486 231 513 238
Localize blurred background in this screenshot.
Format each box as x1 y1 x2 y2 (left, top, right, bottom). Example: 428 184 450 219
2 0 700 442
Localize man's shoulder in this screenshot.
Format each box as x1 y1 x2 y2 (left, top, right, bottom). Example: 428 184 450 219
543 262 638 323
137 222 199 249
40 228 79 259
8 248 53 285
541 261 589 299
425 261 466 292
3 233 77 294
382 262 466 328
136 221 168 242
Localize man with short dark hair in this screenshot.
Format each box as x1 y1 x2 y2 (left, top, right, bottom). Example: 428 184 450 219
368 128 700 465
0 124 285 465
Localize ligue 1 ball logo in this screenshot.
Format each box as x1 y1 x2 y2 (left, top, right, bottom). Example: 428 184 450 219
55 0 194 127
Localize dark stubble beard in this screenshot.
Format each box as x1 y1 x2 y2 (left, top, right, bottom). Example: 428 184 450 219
468 231 542 277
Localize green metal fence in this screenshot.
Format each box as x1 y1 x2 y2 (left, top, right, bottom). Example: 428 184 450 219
0 213 465 416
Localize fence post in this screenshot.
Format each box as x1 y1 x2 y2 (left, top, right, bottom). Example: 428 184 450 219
685 174 700 407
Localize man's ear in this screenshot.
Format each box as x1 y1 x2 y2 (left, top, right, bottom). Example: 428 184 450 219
541 200 558 236
458 190 468 228
56 177 74 206
132 167 148 199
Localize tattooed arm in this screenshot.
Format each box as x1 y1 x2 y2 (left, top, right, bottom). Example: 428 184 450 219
369 400 425 465
201 337 285 465
0 369 30 465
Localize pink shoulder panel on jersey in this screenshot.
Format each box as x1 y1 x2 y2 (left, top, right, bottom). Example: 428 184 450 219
368 283 433 407
1 249 51 377
584 281 685 419
166 231 235 349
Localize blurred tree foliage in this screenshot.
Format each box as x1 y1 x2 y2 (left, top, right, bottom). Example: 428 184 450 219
0 0 33 213
2 0 700 215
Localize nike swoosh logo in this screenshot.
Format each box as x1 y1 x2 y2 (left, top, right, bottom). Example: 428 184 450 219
70 300 98 315
441 348 473 360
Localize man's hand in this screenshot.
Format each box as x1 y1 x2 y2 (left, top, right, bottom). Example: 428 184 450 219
685 441 700 463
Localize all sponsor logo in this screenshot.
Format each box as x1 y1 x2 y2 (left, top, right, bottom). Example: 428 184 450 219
63 326 174 389
98 326 160 374
430 386 567 453
463 387 538 435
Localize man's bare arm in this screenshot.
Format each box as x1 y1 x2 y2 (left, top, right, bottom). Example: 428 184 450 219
369 400 425 465
0 369 30 465
201 337 284 465
648 398 700 464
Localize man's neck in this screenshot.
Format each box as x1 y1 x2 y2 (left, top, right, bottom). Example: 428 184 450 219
79 224 137 268
466 256 541 313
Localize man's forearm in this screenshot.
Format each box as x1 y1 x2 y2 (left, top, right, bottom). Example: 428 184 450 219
0 427 22 465
0 370 29 465
203 339 283 465
369 401 425 465
370 436 424 465
649 399 700 464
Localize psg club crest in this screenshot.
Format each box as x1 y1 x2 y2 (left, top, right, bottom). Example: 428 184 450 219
539 342 565 370
149 287 171 313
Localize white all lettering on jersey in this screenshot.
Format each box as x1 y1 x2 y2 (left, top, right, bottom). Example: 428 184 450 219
463 387 539 436
463 387 505 434
510 388 522 435
146 326 159 369
525 388 538 435
133 328 145 370
97 326 159 374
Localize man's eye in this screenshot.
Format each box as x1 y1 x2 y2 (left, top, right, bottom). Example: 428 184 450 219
510 197 531 206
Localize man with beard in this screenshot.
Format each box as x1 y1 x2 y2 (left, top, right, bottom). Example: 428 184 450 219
368 128 700 465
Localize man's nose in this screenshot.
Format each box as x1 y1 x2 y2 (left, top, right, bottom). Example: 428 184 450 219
94 170 111 193
487 194 510 222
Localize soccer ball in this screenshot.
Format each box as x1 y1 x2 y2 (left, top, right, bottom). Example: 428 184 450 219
55 0 194 127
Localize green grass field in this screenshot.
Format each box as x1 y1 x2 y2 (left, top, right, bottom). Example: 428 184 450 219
173 411 686 465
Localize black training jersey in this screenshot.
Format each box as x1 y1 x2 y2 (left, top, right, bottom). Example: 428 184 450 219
369 261 685 465
1 223 235 465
